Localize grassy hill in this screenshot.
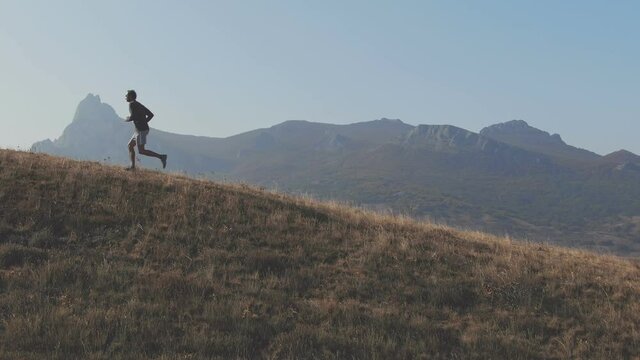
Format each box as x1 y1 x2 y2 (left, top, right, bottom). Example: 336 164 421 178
0 149 638 359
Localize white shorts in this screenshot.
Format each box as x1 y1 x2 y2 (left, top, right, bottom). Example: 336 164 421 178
130 130 149 146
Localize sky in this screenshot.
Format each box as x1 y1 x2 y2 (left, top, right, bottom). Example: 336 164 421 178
0 0 638 155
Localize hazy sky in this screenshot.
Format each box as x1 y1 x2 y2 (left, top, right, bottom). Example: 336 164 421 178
1 1 638 154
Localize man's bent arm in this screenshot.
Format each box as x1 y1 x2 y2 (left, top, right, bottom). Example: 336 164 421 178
145 107 154 123
138 103 154 123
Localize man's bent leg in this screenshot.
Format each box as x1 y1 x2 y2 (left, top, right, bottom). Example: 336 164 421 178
137 144 162 159
138 144 167 168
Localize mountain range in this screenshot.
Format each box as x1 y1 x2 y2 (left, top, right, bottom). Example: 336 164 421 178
31 94 640 256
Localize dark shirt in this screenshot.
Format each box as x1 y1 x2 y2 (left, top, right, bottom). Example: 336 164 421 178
129 101 154 132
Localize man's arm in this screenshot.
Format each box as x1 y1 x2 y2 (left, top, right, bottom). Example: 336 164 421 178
142 104 154 123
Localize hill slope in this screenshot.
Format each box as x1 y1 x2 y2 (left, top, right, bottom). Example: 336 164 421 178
0 150 638 359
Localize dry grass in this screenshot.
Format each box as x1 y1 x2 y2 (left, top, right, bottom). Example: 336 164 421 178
0 149 638 359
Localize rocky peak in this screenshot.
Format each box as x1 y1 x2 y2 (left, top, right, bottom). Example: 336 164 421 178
403 124 490 151
480 120 601 163
480 120 566 146
495 119 530 130
377 118 405 124
603 150 640 164
72 93 119 123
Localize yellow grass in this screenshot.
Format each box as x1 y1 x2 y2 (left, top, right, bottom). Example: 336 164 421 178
0 149 638 359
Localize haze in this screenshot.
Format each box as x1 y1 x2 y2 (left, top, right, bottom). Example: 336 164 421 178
0 0 638 154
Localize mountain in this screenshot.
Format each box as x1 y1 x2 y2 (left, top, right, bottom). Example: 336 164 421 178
1 149 639 358
400 124 554 174
31 94 232 173
31 94 126 161
31 95 640 256
603 149 640 164
480 120 601 164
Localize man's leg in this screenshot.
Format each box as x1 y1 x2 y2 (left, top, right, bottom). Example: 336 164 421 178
138 144 168 168
128 139 137 169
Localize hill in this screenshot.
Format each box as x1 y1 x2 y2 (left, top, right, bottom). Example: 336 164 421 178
0 149 638 359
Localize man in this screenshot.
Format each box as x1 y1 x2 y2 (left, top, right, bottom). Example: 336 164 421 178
124 90 167 170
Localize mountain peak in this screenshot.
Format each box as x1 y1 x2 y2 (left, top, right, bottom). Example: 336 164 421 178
603 149 640 164
480 120 602 163
73 93 118 123
608 149 636 156
273 120 310 127
481 120 566 145
348 118 410 130
377 117 405 124
502 119 530 128
82 93 101 104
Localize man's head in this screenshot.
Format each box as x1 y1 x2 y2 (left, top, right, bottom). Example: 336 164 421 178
125 90 137 102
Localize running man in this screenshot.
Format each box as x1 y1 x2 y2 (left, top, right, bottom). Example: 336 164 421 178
124 90 167 170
